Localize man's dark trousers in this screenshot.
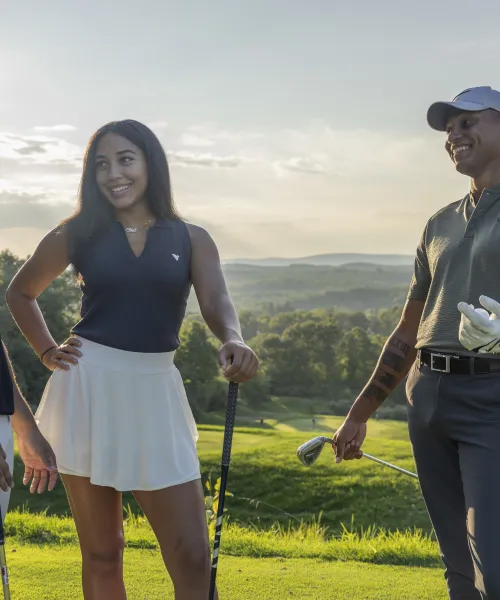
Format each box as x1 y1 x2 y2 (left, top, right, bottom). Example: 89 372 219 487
407 359 500 600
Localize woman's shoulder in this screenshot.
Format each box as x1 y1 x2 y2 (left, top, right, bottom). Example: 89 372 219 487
184 221 212 242
35 222 71 254
183 222 220 261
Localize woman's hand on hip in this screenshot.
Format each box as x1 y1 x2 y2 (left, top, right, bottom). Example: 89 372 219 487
41 337 82 371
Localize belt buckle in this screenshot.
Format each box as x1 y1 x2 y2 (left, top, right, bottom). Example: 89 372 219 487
430 353 451 373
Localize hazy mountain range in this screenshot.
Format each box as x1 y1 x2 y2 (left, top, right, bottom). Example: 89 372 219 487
223 253 414 267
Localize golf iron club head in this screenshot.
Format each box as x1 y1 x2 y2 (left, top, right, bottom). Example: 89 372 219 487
296 435 418 479
297 436 332 467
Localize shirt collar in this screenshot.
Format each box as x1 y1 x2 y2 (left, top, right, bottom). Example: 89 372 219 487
153 218 173 229
457 185 500 211
485 183 500 195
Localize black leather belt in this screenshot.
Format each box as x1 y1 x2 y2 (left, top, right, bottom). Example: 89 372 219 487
418 349 500 375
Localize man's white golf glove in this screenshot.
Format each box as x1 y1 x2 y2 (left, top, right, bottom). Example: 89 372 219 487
457 295 500 353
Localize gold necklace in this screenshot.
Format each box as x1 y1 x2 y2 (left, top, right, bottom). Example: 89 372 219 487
124 218 155 234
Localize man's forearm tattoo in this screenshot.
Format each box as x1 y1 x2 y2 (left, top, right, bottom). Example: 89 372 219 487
362 335 413 406
364 384 387 404
381 352 406 371
378 372 397 389
389 338 410 355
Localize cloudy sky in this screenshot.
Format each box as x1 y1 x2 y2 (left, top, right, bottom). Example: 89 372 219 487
1 0 499 259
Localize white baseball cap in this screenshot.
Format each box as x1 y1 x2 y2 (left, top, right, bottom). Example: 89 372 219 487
427 86 500 131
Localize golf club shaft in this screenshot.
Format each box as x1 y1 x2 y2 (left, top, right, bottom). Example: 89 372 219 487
362 452 418 479
322 437 418 479
209 381 239 600
0 506 10 599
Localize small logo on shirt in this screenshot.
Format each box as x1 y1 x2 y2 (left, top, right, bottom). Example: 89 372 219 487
172 254 179 261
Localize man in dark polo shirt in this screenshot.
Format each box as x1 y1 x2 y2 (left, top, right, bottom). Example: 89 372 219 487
0 334 58 520
333 86 500 599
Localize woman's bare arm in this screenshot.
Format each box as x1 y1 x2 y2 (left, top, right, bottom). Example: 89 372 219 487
187 223 258 382
5 227 73 359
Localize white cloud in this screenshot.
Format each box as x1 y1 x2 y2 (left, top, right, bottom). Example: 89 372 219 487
0 180 50 198
0 133 82 168
172 122 436 179
168 151 252 168
177 124 264 146
34 125 78 132
147 121 169 131
0 187 72 230
273 156 327 176
180 133 215 147
268 125 432 178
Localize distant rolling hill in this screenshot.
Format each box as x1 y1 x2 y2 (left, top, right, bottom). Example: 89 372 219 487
187 261 414 313
223 253 414 267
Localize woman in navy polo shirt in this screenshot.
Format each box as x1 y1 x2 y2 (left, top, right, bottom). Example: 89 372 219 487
6 120 259 599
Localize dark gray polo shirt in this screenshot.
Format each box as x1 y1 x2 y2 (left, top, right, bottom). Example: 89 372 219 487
408 184 500 354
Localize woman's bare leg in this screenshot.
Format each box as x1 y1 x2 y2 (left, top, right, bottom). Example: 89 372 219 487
133 479 216 600
62 474 126 600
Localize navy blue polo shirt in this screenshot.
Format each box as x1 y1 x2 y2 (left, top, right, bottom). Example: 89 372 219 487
0 335 15 415
71 218 192 353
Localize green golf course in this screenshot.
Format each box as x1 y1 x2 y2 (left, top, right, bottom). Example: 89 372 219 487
4 414 448 598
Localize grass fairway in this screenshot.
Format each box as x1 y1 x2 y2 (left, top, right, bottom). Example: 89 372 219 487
10 415 427 532
7 545 447 599
3 410 449 597
197 418 426 531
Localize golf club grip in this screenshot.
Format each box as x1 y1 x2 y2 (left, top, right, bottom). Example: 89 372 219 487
222 381 238 467
209 464 228 598
208 382 239 599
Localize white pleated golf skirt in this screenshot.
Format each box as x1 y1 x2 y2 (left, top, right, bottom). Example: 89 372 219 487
35 337 200 491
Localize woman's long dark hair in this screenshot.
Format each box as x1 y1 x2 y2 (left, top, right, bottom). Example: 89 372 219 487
62 119 180 261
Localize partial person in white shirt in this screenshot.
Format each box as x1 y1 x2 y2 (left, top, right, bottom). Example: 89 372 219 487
0 335 58 520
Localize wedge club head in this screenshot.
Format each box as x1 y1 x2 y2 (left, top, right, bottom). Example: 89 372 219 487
296 435 418 479
297 436 333 467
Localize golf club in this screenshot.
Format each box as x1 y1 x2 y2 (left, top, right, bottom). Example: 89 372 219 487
209 380 239 600
0 506 10 600
297 436 418 479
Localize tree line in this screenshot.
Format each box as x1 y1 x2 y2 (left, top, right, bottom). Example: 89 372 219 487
0 250 408 421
